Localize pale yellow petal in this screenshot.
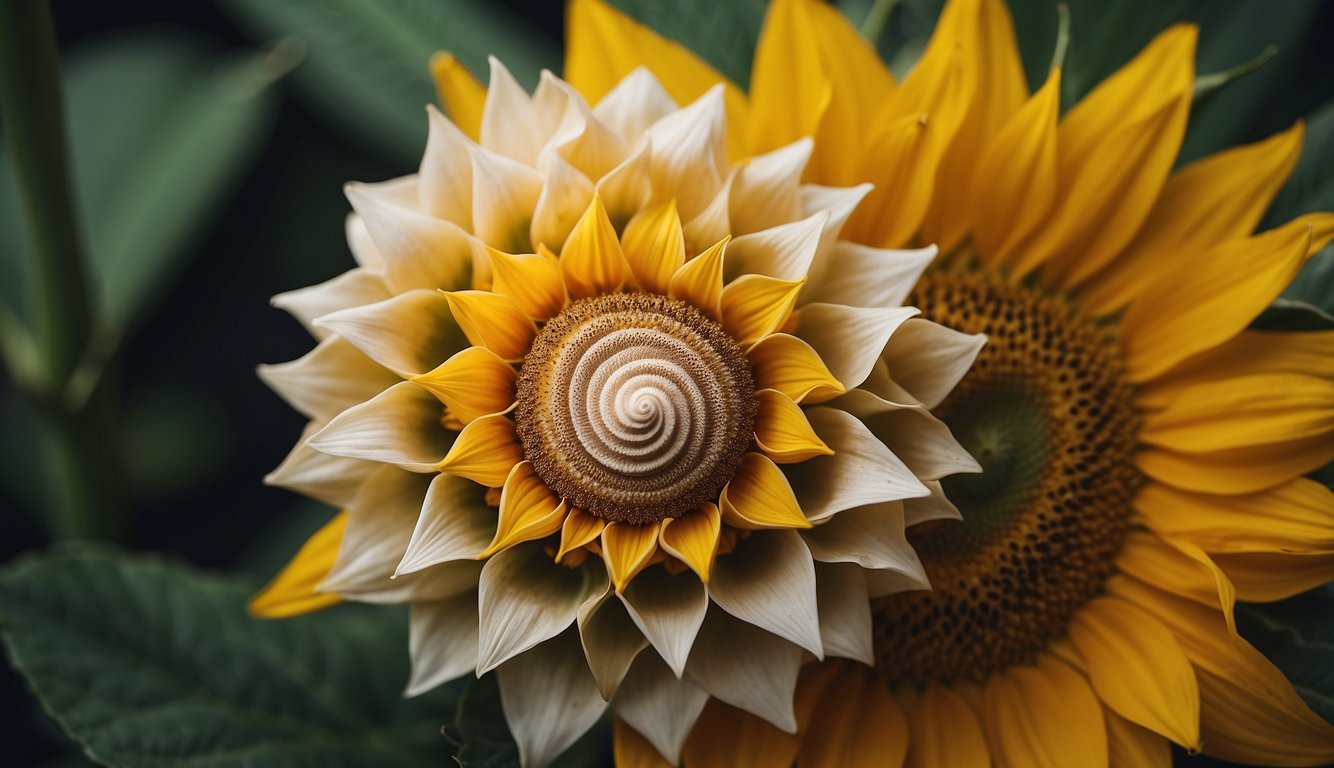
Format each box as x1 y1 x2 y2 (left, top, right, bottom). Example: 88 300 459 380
601 521 661 593
488 246 567 321
435 413 523 487
480 462 565 557
753 388 833 463
746 333 845 404
668 236 728 319
720 274 804 346
659 503 721 583
622 199 686 294
430 52 485 141
561 195 627 299
720 452 811 530
249 512 346 618
411 346 516 423
441 289 536 362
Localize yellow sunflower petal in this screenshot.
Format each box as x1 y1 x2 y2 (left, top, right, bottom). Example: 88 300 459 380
719 274 804 346
601 521 661 593
1136 329 1334 410
411 346 516 423
561 195 627 299
682 698 800 768
659 503 721 583
430 52 485 141
1137 433 1334 496
622 198 686 294
1212 551 1334 604
1068 596 1201 749
1140 373 1334 452
480 462 566 558
435 413 523 487
753 388 833 463
796 663 908 768
905 681 990 768
1135 477 1334 555
720 452 811 530
556 507 606 563
1106 706 1172 768
668 236 728 319
487 246 567 321
614 718 672 768
981 654 1108 767
746 0 831 155
441 289 536 362
249 511 346 618
746 332 845 404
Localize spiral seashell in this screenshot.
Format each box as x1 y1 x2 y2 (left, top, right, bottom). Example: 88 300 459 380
515 294 755 524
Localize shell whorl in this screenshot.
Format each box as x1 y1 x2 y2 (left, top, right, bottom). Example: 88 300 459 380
515 294 755 524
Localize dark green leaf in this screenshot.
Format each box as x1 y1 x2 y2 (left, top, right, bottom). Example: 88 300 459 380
0 547 463 767
1236 586 1334 725
609 0 765 87
1265 98 1334 315
1249 299 1334 332
219 0 559 165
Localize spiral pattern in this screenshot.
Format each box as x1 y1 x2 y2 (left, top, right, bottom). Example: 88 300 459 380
515 294 755 524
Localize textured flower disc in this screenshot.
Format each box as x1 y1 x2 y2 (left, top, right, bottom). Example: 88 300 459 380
515 293 756 525
873 271 1139 683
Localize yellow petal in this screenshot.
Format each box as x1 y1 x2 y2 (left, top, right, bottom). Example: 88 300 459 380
720 452 811 530
435 413 523 487
1135 477 1334 555
971 69 1060 267
622 199 686 294
480 462 565 557
981 654 1108 767
796 663 908 768
668 236 727 319
430 52 484 141
487 246 567 321
1068 596 1201 749
249 512 346 618
1138 432 1334 496
601 521 661 593
1136 328 1334 410
658 503 720 583
753 388 833 463
1140 373 1334 452
614 718 672 768
441 290 536 362
1120 214 1334 381
1105 706 1172 768
746 332 845 403
720 274 804 345
746 0 831 155
561 195 627 299
905 681 989 768
556 507 605 563
411 346 516 424
1081 122 1306 316
682 698 799 768
1212 550 1334 604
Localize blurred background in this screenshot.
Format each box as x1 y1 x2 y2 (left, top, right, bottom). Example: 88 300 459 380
1 0 1331 765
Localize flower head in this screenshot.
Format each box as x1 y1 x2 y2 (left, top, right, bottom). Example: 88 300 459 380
253 59 983 766
561 0 1334 765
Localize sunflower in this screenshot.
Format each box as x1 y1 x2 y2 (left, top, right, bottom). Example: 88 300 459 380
555 0 1334 765
252 62 985 767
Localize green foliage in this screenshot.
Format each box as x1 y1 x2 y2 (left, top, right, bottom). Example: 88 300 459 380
219 0 560 166
1236 586 1334 726
0 548 464 767
609 0 766 87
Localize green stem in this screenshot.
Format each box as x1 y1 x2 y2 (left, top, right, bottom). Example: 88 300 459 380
859 0 900 47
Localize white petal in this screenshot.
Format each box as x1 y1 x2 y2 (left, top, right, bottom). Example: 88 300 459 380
419 105 473 229
785 407 929 521
729 139 811 235
707 529 822 657
612 651 709 764
647 85 727 219
865 567 931 598
481 57 546 167
595 141 652 228
346 214 385 271
265 423 375 508
406 591 478 696
682 169 734 250
685 608 803 732
593 67 677 149
498 629 609 768
904 480 963 527
315 289 467 378
865 407 981 481
258 336 397 423
724 212 828 284
801 502 927 587
345 180 475 293
882 318 985 409
577 588 647 700
543 77 628 183
531 148 595 252
397 473 497 575
307 381 454 471
804 242 935 309
477 542 608 674
470 143 544 254
272 268 390 340
619 567 707 678
796 303 918 390
815 562 873 665
798 182 872 272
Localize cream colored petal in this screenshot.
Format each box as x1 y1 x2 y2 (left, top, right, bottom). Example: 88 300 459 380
647 85 727 219
480 56 547 167
272 268 391 340
345 181 475 293
881 318 986 409
708 529 822 657
591 66 677 149
595 141 653 230
396 473 496 575
904 480 963 527
785 407 929 521
258 336 398 423
803 242 935 310
815 562 873 664
682 170 734 252
470 143 544 255
345 214 384 271
620 566 707 678
798 183 872 258
315 289 466 378
729 138 812 236
531 148 596 253
864 407 981 481
419 105 473 229
307 381 455 471
724 212 828 284
796 303 919 390
612 651 710 765
405 591 478 696
685 607 803 732
477 541 608 674
801 503 926 591
498 629 609 768
264 424 375 508
577 588 648 700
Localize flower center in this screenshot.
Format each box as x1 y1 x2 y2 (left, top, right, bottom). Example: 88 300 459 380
514 294 755 525
873 271 1139 684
